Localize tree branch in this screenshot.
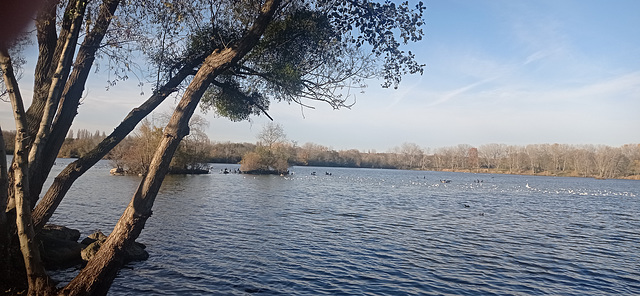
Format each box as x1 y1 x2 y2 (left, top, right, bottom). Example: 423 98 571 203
32 58 200 232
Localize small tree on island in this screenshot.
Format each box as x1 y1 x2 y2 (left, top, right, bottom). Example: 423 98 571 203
110 116 212 175
241 123 291 174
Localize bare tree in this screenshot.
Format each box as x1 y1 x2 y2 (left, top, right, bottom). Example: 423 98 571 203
399 142 423 169
479 143 505 170
257 122 287 149
593 145 621 179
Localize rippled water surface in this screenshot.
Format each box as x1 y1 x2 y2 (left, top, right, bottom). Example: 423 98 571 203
48 160 640 295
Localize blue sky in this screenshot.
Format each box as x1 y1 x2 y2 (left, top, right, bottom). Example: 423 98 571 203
2 0 639 151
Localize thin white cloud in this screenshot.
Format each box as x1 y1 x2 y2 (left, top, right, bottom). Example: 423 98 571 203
489 70 640 105
522 47 566 65
566 71 640 99
384 74 425 109
425 78 496 108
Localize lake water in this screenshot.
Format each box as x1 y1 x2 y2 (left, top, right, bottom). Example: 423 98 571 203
45 159 640 295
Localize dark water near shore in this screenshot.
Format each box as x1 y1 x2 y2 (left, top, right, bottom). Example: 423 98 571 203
46 159 640 295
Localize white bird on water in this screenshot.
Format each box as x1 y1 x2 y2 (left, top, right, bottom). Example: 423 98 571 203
525 183 531 189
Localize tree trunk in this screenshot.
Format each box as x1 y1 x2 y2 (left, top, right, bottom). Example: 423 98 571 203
61 0 281 294
28 0 121 205
14 0 82 206
28 0 87 186
1 45 56 295
32 60 199 232
26 0 60 138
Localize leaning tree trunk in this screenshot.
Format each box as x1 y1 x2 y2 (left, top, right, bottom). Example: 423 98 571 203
60 0 281 294
1 45 56 295
31 59 201 233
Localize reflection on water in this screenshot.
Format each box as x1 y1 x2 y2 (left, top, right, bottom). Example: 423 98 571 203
47 160 640 295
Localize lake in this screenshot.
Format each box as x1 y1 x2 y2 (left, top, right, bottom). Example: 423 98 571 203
45 159 640 295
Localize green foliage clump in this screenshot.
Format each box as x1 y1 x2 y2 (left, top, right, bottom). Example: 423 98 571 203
201 79 269 122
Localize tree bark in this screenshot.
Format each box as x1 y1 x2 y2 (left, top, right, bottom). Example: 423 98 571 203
61 0 281 294
1 45 55 296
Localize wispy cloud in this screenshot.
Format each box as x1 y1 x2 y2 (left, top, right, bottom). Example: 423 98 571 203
385 74 425 109
425 78 496 108
522 47 566 65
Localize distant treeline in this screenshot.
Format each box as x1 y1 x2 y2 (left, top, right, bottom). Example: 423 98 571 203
209 141 640 180
3 129 639 179
2 129 108 158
